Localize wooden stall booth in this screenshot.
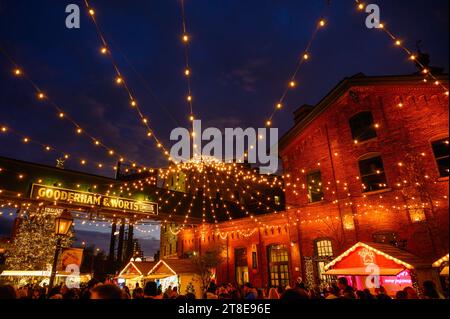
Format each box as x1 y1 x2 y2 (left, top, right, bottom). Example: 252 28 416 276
147 259 202 299
323 242 437 297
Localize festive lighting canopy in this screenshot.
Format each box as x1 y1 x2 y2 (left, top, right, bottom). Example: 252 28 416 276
0 1 448 236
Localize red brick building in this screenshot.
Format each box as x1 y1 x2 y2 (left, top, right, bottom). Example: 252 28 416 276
176 73 449 289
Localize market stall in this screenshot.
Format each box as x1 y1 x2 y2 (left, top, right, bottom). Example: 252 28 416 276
117 260 156 289
147 259 202 299
433 254 449 295
323 242 433 297
0 270 91 287
433 254 449 277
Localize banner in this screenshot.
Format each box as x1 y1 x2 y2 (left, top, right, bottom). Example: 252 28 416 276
30 184 158 215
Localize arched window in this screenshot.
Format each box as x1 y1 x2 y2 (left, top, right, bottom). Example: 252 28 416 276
349 111 377 143
358 154 388 192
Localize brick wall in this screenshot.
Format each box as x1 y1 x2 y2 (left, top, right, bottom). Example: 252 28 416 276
176 76 449 288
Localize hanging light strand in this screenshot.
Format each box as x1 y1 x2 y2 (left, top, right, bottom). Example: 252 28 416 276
354 0 448 95
0 123 116 170
83 0 172 161
265 9 330 127
0 47 150 170
180 0 195 123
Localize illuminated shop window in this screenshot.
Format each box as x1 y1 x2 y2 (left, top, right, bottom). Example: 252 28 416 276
349 111 377 143
267 244 290 288
306 171 324 203
431 138 449 177
358 155 388 192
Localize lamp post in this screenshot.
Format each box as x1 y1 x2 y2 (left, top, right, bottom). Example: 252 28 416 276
48 209 73 293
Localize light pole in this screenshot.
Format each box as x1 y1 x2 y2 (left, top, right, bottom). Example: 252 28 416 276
48 209 73 293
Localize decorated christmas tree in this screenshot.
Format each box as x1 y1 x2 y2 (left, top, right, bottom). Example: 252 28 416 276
5 210 73 271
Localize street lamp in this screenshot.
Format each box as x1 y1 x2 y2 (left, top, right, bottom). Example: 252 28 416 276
48 209 73 293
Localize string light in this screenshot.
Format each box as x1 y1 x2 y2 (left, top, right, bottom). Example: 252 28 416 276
0 48 150 170
179 0 196 127
262 8 329 126
1 2 447 243
83 0 171 161
354 0 448 94
0 123 114 171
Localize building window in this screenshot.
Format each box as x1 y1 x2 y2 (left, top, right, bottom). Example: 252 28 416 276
315 239 333 257
358 155 388 192
235 248 249 286
349 111 377 143
267 244 290 288
306 171 324 203
373 231 397 245
314 239 334 285
432 138 449 177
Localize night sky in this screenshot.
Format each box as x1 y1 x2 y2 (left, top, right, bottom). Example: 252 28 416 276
0 0 449 255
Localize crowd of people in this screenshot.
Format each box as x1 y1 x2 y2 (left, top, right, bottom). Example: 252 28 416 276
0 277 446 300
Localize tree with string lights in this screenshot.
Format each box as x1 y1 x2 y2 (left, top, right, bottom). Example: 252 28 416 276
190 247 225 296
5 210 73 271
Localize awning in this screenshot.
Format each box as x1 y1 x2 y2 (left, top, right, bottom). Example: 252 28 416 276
118 274 143 280
323 267 404 276
145 273 176 280
440 266 449 276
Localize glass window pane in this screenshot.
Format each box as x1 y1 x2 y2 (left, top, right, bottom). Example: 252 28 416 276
358 156 388 192
349 111 377 142
316 240 333 257
307 171 324 203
